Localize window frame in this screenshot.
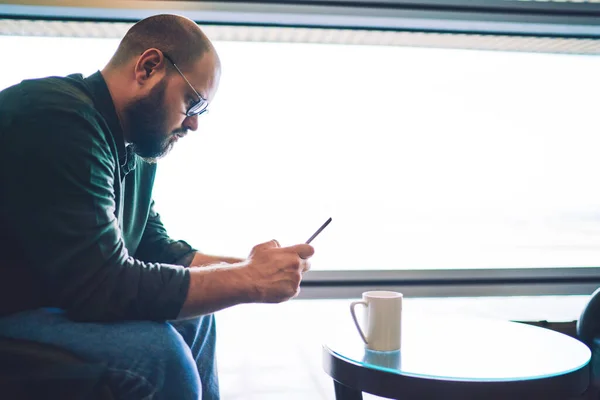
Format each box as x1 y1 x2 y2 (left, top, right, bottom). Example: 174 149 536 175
1 0 600 37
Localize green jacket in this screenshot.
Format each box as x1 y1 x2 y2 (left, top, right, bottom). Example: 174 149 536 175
0 71 192 322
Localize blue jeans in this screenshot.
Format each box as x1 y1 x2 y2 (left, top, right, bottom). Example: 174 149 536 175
0 308 219 400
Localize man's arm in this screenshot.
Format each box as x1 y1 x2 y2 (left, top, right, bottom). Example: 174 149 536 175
134 207 315 318
178 241 315 319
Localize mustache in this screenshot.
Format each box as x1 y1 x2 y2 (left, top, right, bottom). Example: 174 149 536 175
172 128 188 136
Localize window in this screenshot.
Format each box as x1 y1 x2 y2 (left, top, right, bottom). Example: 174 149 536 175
152 38 600 273
2 20 600 296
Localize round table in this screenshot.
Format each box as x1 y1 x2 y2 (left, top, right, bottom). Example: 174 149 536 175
322 314 591 400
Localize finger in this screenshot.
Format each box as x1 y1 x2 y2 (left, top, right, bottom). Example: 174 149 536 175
286 244 315 259
254 239 280 251
293 286 302 299
300 259 311 273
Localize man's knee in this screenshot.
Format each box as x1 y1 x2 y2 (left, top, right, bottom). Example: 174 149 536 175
171 315 217 349
120 322 201 398
140 321 200 371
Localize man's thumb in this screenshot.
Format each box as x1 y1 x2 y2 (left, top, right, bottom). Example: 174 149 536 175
288 244 315 259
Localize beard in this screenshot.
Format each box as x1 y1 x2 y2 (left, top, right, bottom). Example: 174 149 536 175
123 79 181 163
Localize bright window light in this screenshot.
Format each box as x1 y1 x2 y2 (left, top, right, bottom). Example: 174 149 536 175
2 34 600 271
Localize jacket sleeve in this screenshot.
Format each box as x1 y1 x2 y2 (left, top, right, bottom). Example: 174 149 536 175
135 200 198 267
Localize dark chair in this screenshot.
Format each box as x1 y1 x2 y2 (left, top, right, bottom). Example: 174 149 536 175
0 337 114 400
577 288 600 399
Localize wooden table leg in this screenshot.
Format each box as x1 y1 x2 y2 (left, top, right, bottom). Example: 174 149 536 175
334 380 363 400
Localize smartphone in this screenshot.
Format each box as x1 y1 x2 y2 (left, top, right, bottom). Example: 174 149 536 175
305 217 332 244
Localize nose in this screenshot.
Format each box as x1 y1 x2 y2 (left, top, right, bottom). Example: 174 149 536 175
182 114 199 132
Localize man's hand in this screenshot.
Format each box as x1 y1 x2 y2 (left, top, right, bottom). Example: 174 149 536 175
243 239 314 303
178 239 314 319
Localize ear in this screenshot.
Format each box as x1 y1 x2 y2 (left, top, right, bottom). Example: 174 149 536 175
134 48 166 85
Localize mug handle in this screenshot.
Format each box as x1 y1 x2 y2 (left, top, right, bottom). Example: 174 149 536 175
350 301 368 345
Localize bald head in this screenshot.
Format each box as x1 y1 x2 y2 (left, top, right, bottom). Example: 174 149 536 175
108 14 214 70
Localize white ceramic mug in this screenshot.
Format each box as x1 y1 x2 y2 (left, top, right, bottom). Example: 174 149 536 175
350 291 403 352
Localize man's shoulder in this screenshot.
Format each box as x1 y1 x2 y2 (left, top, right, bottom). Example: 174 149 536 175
20 73 94 111
0 74 98 122
0 74 118 162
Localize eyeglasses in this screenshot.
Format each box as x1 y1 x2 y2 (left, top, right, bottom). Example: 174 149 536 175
162 52 209 117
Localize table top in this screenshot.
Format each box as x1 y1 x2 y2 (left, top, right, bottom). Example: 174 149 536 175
323 313 591 398
326 313 590 381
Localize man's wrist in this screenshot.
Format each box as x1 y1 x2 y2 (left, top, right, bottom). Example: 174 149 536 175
223 261 258 303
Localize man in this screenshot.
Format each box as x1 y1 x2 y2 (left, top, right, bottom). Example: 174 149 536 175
0 14 314 399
